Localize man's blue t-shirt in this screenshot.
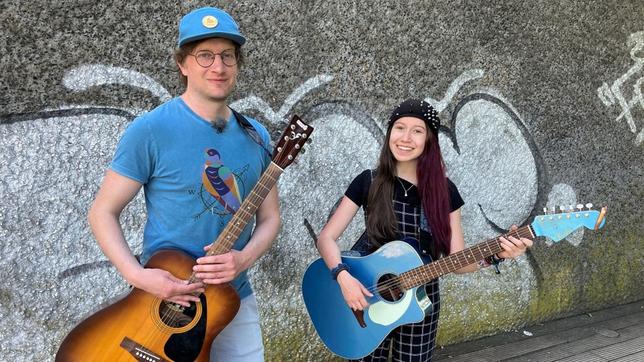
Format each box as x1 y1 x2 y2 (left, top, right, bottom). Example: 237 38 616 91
111 97 271 299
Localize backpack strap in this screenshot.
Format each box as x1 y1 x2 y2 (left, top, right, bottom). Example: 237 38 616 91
363 169 375 223
351 169 376 255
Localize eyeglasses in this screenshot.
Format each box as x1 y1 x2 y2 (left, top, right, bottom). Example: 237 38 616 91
189 49 238 67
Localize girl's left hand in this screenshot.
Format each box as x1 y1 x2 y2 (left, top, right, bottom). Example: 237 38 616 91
497 225 533 259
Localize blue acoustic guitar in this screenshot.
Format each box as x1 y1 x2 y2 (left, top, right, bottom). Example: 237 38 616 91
302 205 607 359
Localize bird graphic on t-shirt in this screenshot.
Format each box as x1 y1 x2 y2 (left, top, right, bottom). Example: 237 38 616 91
202 148 241 213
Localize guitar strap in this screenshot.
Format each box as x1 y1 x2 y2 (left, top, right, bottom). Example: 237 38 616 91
229 107 273 158
349 170 375 255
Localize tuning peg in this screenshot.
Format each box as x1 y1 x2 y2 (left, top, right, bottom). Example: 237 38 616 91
543 207 548 215
576 204 584 211
300 148 306 154
551 206 556 214
569 205 574 212
306 138 313 144
585 202 593 210
559 205 566 213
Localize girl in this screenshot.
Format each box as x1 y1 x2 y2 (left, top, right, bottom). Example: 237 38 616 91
315 98 533 361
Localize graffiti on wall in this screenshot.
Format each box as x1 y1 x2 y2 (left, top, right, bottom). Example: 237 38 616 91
0 63 586 359
598 31 644 146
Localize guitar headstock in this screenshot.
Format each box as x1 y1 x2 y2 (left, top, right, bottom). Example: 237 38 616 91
272 115 314 169
531 203 607 242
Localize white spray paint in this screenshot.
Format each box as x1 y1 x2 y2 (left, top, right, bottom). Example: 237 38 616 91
63 64 172 103
0 65 584 360
230 74 334 124
425 68 485 113
597 31 644 145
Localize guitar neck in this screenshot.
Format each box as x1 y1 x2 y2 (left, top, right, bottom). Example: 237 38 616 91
188 162 282 284
399 225 535 290
187 163 282 282
209 162 282 255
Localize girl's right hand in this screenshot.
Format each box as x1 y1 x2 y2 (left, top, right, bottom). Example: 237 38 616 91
336 271 373 311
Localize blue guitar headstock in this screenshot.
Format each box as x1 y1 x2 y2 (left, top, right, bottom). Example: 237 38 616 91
531 204 607 242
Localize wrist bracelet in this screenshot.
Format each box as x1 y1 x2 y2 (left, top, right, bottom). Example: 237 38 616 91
331 263 350 280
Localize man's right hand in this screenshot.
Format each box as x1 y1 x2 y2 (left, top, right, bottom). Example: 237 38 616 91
134 268 204 307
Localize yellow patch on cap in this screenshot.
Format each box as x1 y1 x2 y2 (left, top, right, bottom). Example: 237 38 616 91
202 15 218 28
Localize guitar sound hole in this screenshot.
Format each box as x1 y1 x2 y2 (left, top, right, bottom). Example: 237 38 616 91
376 273 404 302
158 301 197 328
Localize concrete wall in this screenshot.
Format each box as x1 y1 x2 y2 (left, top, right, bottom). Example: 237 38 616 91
1 1 642 360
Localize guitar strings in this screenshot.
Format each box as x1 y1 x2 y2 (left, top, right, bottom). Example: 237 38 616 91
368 228 533 295
360 228 533 296
128 132 307 352
370 227 533 294
195 165 281 263
156 182 268 337
137 167 284 350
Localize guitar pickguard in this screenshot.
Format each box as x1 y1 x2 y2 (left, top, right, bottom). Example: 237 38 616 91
164 293 208 361
368 291 413 326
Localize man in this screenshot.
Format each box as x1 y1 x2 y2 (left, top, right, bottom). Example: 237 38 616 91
88 7 280 361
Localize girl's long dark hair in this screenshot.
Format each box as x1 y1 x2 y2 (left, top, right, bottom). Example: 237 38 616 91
366 128 399 246
417 132 451 256
367 122 452 256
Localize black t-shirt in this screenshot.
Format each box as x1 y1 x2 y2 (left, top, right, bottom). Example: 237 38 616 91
344 169 464 259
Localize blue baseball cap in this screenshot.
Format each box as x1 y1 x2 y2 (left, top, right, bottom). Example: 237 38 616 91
178 7 246 47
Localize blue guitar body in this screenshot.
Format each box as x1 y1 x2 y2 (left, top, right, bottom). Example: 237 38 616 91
302 240 432 360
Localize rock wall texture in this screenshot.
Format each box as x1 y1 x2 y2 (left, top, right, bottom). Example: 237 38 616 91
1 1 642 360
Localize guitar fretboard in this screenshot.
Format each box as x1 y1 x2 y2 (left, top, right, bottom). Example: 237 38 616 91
188 162 282 283
398 226 535 290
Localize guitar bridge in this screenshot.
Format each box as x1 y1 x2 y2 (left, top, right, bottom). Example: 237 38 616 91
120 336 169 362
